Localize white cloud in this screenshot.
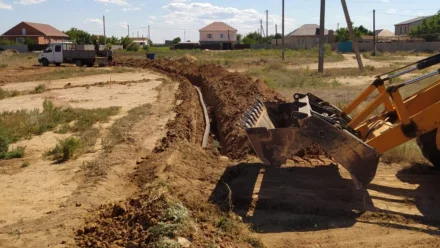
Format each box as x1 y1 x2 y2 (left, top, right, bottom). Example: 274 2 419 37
0 1 12 9
95 0 128 6
122 7 141 11
386 8 397 14
18 0 46 4
120 21 128 28
149 16 157 20
84 18 103 25
381 0 389 2
161 2 296 35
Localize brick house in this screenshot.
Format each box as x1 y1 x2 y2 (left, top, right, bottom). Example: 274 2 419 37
199 22 237 47
394 16 432 36
285 24 334 48
0 22 68 45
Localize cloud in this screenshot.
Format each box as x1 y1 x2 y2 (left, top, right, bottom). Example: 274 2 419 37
122 7 141 11
161 2 296 34
386 9 397 14
0 1 12 9
95 0 128 6
84 18 103 25
17 0 46 4
120 21 128 28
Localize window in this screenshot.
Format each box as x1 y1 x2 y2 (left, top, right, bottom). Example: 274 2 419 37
16 38 24 44
207 34 213 39
400 27 403 34
55 45 61 52
22 28 26 35
404 26 407 34
44 47 52 53
220 34 224 39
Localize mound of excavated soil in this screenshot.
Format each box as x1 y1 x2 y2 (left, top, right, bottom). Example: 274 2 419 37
117 57 284 159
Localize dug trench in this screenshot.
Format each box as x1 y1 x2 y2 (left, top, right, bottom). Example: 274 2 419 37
77 58 440 247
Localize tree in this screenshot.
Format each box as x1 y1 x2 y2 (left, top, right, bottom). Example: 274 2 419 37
107 36 121 45
23 37 36 45
172 37 181 44
274 33 282 39
64 28 91 44
335 28 350 42
237 34 243 44
410 11 440 41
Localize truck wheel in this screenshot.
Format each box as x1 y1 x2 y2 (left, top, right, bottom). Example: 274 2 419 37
41 59 49 67
75 60 83 67
55 63 61 67
86 63 94 67
417 129 440 169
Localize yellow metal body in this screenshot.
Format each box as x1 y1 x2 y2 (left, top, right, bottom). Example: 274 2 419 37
343 79 440 154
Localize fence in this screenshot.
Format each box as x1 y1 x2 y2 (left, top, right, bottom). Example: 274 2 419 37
358 42 440 52
0 45 28 53
250 43 338 51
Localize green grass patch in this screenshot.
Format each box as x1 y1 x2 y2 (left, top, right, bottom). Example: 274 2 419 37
103 104 151 151
0 88 20 100
0 100 119 144
34 84 47 93
45 136 81 162
21 161 30 168
0 64 8 68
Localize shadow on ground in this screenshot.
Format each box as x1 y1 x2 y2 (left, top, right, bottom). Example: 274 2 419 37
210 162 440 234
209 162 372 233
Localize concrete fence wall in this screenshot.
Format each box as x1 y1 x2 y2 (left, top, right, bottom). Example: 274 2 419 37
0 45 28 53
250 43 338 51
358 42 440 52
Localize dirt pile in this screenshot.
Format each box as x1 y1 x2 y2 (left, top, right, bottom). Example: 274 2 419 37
117 57 285 159
0 49 19 56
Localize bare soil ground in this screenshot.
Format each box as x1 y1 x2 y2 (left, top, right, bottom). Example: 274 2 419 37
0 69 179 247
1 54 440 248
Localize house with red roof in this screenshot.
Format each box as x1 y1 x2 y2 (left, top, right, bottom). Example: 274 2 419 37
1 22 69 45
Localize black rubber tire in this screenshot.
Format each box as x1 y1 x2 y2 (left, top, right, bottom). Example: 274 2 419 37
75 60 83 67
41 59 49 67
86 63 94 67
55 63 61 67
417 129 440 168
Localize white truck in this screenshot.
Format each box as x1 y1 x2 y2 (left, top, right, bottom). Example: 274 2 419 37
38 43 97 67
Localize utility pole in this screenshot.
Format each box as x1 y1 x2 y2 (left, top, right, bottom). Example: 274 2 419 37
282 0 285 61
318 0 326 73
184 30 186 41
103 15 106 45
266 10 269 49
148 25 150 42
373 9 376 56
341 0 364 72
137 31 139 38
276 24 278 46
337 22 339 30
128 24 130 37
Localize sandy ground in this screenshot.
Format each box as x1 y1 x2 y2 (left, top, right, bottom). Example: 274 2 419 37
220 160 440 248
0 77 163 113
0 70 178 247
1 72 164 91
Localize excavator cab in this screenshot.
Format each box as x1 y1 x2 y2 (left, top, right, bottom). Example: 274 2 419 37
243 54 440 188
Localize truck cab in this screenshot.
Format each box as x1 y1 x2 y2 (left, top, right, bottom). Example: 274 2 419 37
38 43 63 66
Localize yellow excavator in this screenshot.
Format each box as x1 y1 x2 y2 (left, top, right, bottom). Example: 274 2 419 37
243 54 440 189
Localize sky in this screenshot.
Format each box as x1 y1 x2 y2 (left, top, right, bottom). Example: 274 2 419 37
0 0 439 43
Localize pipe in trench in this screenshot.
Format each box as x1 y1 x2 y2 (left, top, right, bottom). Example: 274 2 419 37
194 86 210 148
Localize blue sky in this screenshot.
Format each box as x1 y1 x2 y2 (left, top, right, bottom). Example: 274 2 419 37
0 0 439 43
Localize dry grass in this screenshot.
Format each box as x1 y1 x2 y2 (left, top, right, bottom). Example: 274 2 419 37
0 53 38 67
381 140 426 164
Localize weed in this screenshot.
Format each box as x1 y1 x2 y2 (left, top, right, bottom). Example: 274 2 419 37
55 123 70 134
0 64 7 68
0 88 20 100
381 140 425 164
21 161 30 168
155 238 180 248
0 100 119 145
364 65 375 71
245 237 265 248
0 146 25 159
103 104 151 151
34 84 47 93
81 160 108 177
217 217 239 235
45 136 81 162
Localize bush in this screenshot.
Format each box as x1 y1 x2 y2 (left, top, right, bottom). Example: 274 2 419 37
143 45 149 52
3 146 25 159
45 136 81 162
126 43 140 52
34 84 47 93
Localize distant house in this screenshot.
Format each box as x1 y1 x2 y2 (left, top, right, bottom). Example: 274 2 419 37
132 37 150 46
0 22 68 45
199 22 237 48
375 29 394 37
285 24 334 47
395 16 432 36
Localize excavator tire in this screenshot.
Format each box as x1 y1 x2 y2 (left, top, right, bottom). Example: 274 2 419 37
417 129 440 169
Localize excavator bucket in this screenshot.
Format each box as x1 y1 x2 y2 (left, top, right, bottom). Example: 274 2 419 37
243 95 380 189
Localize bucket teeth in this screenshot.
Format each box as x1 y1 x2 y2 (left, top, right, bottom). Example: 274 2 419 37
242 100 265 128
